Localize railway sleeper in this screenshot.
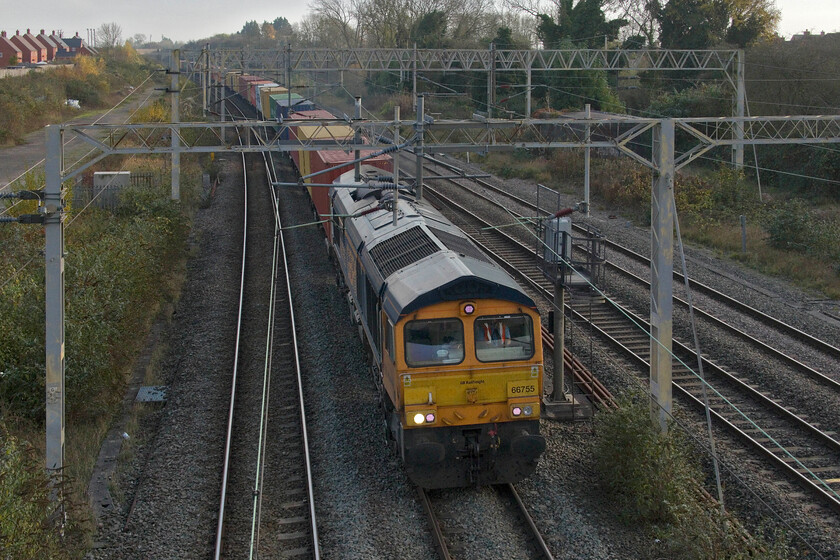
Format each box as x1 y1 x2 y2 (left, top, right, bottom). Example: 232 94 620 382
282 547 313 557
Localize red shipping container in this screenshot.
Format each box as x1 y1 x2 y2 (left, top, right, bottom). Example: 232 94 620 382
301 148 392 242
245 80 270 109
237 75 261 99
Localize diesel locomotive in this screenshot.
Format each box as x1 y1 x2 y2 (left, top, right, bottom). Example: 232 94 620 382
327 166 546 488
226 71 547 487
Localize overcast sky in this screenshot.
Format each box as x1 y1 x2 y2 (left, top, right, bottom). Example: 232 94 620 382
3 0 838 44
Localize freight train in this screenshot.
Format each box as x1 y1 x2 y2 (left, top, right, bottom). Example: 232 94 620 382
224 73 547 488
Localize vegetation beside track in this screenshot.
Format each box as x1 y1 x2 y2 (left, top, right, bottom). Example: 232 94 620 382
593 396 798 559
0 69 211 554
0 43 160 146
477 148 840 299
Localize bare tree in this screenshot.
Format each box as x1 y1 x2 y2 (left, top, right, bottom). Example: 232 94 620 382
310 0 365 47
97 22 123 48
130 33 147 46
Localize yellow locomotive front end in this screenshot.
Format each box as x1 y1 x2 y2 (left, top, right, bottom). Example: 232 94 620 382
385 299 546 488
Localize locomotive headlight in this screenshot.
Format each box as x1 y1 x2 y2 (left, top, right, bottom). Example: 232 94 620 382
523 405 533 416
512 406 522 417
413 413 426 425
425 413 436 423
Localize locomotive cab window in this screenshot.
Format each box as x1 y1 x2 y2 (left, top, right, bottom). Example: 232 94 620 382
474 314 534 362
404 318 464 367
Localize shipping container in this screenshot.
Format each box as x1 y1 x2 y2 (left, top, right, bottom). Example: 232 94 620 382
225 71 241 89
237 75 263 99
259 86 289 118
270 94 315 119
247 80 272 109
295 136 392 241
280 109 336 141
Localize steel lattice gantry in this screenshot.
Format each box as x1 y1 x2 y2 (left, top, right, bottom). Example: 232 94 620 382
173 46 746 163
38 113 840 476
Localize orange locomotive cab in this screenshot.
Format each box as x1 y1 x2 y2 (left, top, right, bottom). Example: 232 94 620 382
390 299 546 488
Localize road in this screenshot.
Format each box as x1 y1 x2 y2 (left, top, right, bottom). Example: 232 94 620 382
0 83 161 191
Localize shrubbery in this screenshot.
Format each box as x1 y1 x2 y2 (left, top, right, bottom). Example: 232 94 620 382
0 49 155 145
593 396 797 558
0 427 86 558
0 173 187 423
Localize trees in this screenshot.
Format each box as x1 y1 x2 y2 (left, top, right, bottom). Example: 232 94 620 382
97 22 123 49
652 0 779 48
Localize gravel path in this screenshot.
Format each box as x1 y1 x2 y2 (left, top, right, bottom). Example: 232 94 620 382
86 154 242 558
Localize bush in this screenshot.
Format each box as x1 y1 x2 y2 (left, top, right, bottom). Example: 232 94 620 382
0 170 188 423
762 200 840 266
65 78 102 106
593 396 798 558
593 396 699 524
0 425 87 558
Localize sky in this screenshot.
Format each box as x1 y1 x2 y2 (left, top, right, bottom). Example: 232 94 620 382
1 0 838 44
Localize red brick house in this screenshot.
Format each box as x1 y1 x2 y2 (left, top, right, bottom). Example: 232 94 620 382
37 29 63 60
49 32 70 57
9 30 40 64
0 31 23 67
24 29 49 62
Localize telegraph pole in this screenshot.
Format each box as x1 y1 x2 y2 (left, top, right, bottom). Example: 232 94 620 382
415 95 424 200
203 42 210 116
44 125 66 477
487 43 495 118
354 97 362 182
734 49 746 170
650 119 675 432
170 49 180 200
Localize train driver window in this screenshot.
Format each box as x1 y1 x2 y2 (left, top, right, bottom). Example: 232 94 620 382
404 318 464 367
474 314 534 362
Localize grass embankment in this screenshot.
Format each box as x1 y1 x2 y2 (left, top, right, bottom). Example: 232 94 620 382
478 149 840 299
0 43 159 146
0 155 206 556
0 61 210 557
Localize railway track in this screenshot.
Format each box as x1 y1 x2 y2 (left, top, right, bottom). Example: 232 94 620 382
213 116 319 558
410 160 840 515
420 154 840 377
418 485 554 560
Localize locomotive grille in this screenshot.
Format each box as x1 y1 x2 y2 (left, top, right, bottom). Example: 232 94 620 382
429 227 493 265
369 226 440 278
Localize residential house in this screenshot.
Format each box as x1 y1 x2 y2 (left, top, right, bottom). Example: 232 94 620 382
59 33 99 58
8 30 40 64
0 31 23 67
23 29 48 62
49 32 70 57
36 30 59 60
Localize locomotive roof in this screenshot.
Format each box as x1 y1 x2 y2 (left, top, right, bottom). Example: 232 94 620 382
331 167 536 324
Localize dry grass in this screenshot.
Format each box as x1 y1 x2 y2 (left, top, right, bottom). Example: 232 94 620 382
681 218 840 299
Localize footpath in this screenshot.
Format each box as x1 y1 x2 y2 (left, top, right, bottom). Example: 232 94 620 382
0 83 161 190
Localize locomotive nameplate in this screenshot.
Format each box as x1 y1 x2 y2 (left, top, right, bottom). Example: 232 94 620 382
507 381 538 398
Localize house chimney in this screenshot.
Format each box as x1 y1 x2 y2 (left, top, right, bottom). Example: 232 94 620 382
1 31 6 38
26 28 30 34
40 29 45 35
16 30 20 35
